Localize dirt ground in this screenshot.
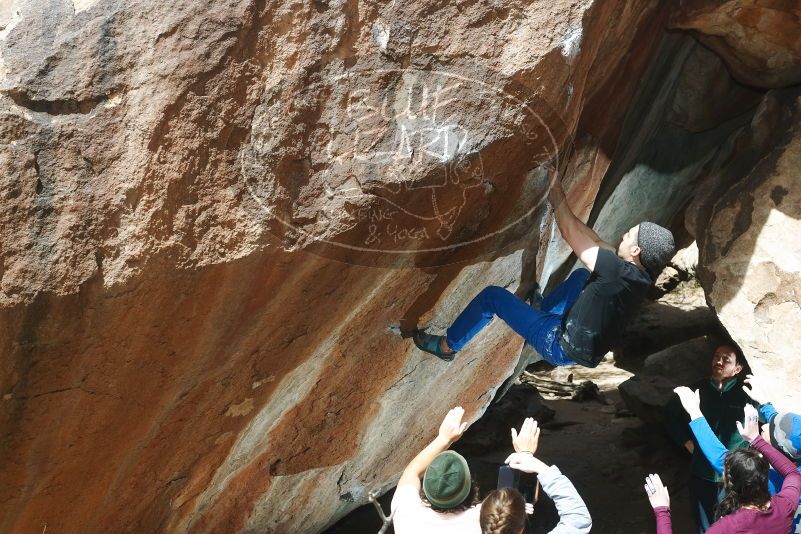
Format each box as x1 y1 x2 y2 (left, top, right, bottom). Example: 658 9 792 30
325 356 698 534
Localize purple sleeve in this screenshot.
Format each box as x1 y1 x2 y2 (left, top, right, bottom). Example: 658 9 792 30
706 516 731 533
653 506 672 534
751 436 801 516
752 436 800 479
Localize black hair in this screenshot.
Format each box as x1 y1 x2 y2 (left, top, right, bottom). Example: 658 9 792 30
716 448 771 519
712 335 749 372
420 481 481 514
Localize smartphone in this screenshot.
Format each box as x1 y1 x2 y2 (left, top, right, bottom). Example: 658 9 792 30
497 465 521 490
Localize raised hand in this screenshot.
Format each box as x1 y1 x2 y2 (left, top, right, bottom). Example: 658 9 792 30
511 418 540 454
438 406 469 444
505 452 548 474
644 473 670 509
743 374 769 405
736 404 760 442
673 386 702 419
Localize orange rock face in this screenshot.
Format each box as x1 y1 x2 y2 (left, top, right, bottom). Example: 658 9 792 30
670 1 801 88
0 0 668 531
13 1 801 533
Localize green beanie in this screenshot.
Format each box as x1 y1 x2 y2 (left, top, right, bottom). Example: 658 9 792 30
422 451 472 509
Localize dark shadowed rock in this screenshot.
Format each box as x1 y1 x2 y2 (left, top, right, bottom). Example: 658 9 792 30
618 374 677 427
671 1 801 88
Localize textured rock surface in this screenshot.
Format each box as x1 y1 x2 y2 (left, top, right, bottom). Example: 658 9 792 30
670 1 801 88
640 335 719 388
588 37 760 249
0 1 670 533
618 374 678 427
618 335 720 428
693 88 801 412
2 0 800 532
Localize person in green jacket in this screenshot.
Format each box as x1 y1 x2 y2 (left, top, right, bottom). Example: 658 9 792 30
663 343 757 534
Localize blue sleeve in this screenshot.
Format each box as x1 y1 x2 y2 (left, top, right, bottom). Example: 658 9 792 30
688 417 727 475
767 467 783 495
759 403 778 423
766 466 801 497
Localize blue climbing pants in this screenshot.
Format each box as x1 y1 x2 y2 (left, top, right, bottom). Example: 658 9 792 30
445 269 591 366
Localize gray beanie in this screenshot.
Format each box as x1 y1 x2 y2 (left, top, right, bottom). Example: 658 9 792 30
637 222 675 275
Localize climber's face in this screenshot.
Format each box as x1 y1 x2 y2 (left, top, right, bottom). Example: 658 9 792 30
617 224 641 261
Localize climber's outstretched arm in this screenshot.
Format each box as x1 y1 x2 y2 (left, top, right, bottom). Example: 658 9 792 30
547 168 615 271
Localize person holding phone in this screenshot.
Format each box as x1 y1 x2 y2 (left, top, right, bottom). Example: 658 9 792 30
480 419 592 534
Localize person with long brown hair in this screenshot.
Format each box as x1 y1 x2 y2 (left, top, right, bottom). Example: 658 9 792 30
480 488 527 534
664 344 755 533
673 376 801 532
480 435 592 533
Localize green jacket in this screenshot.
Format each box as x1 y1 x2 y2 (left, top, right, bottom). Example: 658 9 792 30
664 376 756 481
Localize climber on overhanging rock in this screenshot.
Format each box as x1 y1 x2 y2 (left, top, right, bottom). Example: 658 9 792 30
412 166 675 368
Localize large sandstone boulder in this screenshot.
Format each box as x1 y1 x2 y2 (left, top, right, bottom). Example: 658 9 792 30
0 1 672 533
618 374 678 428
670 1 801 88
693 89 801 412
640 335 719 387
1 0 799 532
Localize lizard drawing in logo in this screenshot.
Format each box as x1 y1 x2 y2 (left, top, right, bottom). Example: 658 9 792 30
240 68 553 256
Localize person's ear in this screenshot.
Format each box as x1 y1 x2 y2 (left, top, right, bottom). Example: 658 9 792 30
735 363 743 374
631 245 641 258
